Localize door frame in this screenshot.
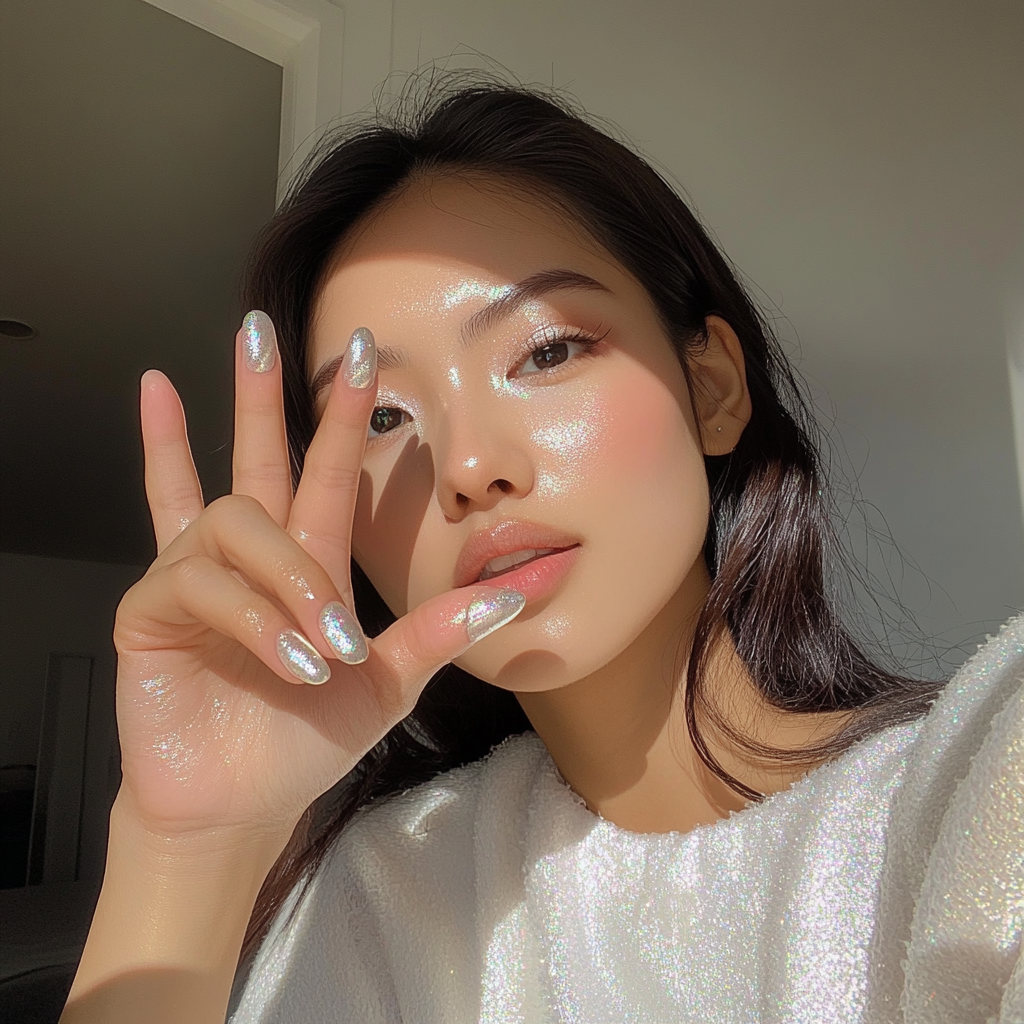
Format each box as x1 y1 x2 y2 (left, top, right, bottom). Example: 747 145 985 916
141 0 392 200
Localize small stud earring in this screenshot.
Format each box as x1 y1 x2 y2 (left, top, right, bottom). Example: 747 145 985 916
715 426 723 432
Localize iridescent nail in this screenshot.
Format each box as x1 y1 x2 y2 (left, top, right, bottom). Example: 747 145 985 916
343 327 376 389
319 601 368 665
465 589 526 644
242 310 276 373
277 629 330 684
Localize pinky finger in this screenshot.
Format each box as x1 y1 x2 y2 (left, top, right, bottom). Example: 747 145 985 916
141 554 332 686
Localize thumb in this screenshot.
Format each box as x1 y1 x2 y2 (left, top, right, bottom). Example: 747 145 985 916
361 587 525 718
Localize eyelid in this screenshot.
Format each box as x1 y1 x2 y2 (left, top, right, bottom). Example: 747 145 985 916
510 324 607 377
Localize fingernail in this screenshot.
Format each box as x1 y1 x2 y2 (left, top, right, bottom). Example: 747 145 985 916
465 589 526 644
277 629 330 684
319 601 368 665
242 310 277 373
342 327 376 389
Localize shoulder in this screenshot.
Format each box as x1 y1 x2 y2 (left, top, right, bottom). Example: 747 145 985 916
341 729 548 846
229 732 552 1023
870 615 1024 1021
886 612 1022 875
323 730 551 896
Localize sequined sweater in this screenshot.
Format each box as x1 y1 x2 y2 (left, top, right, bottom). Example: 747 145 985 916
230 617 1023 1024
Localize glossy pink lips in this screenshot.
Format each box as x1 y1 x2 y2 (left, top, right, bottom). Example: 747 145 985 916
472 545 580 604
453 519 581 590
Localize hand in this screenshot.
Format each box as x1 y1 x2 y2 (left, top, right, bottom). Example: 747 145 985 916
113 312 524 842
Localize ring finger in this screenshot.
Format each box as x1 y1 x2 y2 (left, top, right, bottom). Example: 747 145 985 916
197 494 368 666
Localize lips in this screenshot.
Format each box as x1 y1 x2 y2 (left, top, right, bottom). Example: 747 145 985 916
478 547 560 581
453 520 581 590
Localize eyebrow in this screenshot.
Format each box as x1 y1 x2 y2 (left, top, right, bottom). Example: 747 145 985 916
309 268 610 402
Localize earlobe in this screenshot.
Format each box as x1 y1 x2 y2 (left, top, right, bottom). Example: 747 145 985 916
690 316 752 455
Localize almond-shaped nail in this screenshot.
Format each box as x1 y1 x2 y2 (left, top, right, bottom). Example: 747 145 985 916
242 310 277 373
465 589 526 644
277 629 330 684
319 601 369 665
342 327 376 388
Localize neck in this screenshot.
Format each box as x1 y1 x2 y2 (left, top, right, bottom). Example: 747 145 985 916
515 563 842 835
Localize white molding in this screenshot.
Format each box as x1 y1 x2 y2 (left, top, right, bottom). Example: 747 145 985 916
142 0 391 201
1007 298 1024 537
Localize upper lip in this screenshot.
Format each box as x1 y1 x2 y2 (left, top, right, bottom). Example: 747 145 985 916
453 519 581 589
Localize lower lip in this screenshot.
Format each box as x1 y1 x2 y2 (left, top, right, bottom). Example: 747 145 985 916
474 545 581 604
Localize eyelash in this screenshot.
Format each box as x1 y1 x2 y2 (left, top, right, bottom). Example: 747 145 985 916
366 327 607 440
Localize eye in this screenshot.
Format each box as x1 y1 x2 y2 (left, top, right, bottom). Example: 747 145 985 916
515 329 604 377
368 406 411 438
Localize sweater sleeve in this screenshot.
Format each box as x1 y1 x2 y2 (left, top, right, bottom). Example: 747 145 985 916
868 615 1024 1023
228 862 402 1024
902 623 1023 1023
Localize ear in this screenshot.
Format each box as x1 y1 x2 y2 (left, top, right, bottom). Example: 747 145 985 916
688 315 752 455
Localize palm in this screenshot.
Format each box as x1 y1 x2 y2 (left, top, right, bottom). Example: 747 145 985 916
114 640 380 834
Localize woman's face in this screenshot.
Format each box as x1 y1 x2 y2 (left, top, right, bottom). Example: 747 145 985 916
310 175 715 693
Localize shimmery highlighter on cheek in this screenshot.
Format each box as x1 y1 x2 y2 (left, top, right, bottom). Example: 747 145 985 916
530 393 608 498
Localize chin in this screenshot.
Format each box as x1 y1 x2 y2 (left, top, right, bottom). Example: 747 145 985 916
452 610 647 694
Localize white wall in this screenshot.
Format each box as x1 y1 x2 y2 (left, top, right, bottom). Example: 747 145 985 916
0 553 145 881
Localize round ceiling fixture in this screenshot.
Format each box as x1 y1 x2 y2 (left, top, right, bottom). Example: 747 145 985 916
0 319 38 339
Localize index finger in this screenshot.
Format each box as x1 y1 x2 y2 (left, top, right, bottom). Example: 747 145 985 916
288 327 378 597
232 310 293 526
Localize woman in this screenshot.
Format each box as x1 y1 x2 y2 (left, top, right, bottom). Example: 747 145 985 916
63 82 1021 1024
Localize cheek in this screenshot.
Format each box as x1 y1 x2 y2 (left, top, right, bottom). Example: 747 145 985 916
531 367 704 511
351 434 436 616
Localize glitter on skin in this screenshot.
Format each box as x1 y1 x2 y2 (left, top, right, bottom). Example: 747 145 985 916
240 608 264 639
442 280 512 309
288 572 317 601
137 675 236 782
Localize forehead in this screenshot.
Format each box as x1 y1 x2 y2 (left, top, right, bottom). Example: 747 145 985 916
316 174 629 322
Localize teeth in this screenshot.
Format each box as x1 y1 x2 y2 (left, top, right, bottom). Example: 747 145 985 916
478 548 556 581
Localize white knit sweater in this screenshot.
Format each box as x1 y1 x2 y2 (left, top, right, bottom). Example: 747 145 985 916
231 617 1023 1023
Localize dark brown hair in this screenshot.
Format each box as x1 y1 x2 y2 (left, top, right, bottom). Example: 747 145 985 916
238 77 943 963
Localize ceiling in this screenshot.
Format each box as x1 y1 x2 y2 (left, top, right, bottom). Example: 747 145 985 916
0 0 281 565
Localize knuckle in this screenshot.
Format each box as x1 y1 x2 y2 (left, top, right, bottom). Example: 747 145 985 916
150 477 199 515
302 459 361 493
231 601 267 641
169 552 213 590
206 492 264 525
403 605 449 669
372 666 415 723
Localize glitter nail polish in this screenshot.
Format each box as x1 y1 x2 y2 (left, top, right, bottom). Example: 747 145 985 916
466 589 527 644
277 629 330 684
319 601 369 665
343 327 376 388
242 310 276 373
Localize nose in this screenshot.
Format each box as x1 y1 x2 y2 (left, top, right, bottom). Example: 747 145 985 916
435 412 534 521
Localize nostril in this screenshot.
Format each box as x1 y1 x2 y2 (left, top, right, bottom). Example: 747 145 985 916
492 479 514 494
